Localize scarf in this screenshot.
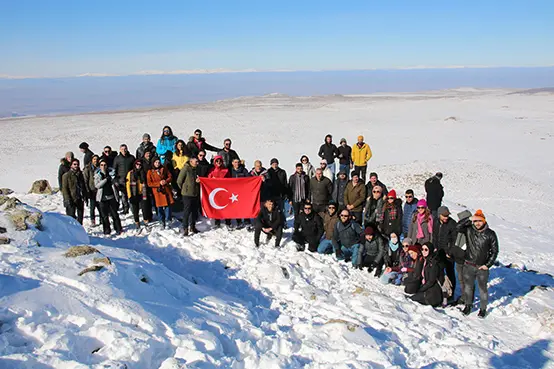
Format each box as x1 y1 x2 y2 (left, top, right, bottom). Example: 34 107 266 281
194 138 202 149
357 142 364 148
293 173 307 203
422 259 427 284
416 212 433 239
389 240 399 252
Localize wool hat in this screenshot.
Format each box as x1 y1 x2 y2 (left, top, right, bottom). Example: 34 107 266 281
387 189 397 199
134 159 142 166
417 199 427 208
402 237 413 246
438 206 450 216
364 226 374 236
357 135 364 141
471 209 486 223
407 245 421 255
340 138 347 143
214 155 224 162
78 142 89 150
351 171 359 178
143 133 151 139
270 158 279 165
436 172 443 179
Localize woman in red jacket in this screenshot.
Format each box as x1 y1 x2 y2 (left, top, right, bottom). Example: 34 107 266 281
207 156 231 229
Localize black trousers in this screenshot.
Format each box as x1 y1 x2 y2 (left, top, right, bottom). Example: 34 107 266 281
99 198 122 235
182 196 199 228
117 184 129 213
130 196 153 223
444 258 457 292
66 199 84 225
292 232 320 252
254 224 283 247
354 165 367 182
292 202 303 231
351 211 363 225
313 203 327 214
89 193 102 224
463 264 490 310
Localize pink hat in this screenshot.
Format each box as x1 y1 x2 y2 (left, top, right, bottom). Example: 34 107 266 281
417 199 427 208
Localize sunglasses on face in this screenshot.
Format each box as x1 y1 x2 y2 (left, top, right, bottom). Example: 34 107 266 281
328 206 336 209
195 133 201 136
215 159 222 163
100 163 107 166
403 245 409 248
340 214 349 218
163 130 170 133
104 150 110 153
135 163 142 166
301 159 307 162
304 207 312 211
405 195 413 198
388 197 394 200
422 248 429 252
417 206 425 209
373 190 381 194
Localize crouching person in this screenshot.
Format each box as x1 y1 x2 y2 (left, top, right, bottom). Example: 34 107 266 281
292 202 324 252
409 242 443 307
357 225 385 272
381 237 415 285
317 202 339 254
331 209 363 266
254 199 284 248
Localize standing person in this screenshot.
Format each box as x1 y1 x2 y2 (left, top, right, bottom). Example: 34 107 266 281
381 238 415 285
58 151 74 189
126 159 152 229
196 150 211 177
319 160 334 182
366 172 388 197
332 209 363 264
337 138 352 178
113 144 136 215
100 146 117 168
251 160 269 203
230 158 251 229
254 199 284 248
289 163 310 232
332 171 349 210
358 226 385 272
425 172 444 218
187 129 220 158
79 142 94 167
409 242 443 307
343 172 366 224
136 133 157 160
218 138 240 169
83 155 102 226
147 158 174 229
317 202 339 254
300 155 316 178
364 184 385 227
172 139 190 175
408 199 434 244
266 158 288 224
379 190 403 238
459 210 499 318
351 135 372 182
207 156 231 228
403 189 419 237
177 157 201 236
94 159 123 235
432 206 458 298
309 168 333 214
62 158 86 224
292 202 324 252
141 150 155 172
318 134 339 176
156 126 178 165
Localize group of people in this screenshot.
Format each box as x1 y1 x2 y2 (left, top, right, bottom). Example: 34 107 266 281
58 128 499 318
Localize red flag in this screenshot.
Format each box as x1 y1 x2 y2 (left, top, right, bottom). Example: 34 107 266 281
200 177 262 219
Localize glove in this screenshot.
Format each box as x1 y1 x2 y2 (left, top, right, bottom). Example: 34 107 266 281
63 200 72 208
401 267 408 273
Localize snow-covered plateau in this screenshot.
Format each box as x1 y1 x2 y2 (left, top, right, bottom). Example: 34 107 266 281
0 89 553 368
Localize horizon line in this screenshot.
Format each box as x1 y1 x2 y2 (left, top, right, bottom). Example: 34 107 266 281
1 64 554 80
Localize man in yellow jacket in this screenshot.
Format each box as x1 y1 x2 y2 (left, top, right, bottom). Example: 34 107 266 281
351 135 372 182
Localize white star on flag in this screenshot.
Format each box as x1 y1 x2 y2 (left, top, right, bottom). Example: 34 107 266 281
230 193 239 203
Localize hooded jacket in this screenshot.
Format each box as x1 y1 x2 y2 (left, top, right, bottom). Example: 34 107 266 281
332 220 363 250
323 211 339 240
310 176 333 206
136 141 157 160
302 162 316 178
364 196 385 226
208 157 230 178
94 170 119 202
457 218 499 268
196 158 211 177
83 163 99 194
337 144 352 165
425 175 444 211
126 169 147 199
360 233 385 265
156 136 178 163
351 142 372 166
410 243 443 307
318 139 339 164
58 159 71 189
432 216 457 253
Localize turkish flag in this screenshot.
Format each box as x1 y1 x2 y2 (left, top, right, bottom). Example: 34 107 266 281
199 177 263 219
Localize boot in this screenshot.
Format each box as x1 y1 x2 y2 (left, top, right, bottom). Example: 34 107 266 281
135 222 141 229
182 228 189 237
478 309 487 319
190 226 199 234
462 305 472 316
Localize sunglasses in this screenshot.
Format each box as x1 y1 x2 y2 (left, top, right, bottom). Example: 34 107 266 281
195 133 201 136
198 154 205 157
403 245 409 248
388 197 395 200
373 190 381 193
422 248 429 252
417 206 425 209
340 214 349 218
405 195 413 198
163 130 170 133
100 163 107 166
328 206 336 209
104 150 110 153
135 163 142 166
304 207 312 210
301 159 307 162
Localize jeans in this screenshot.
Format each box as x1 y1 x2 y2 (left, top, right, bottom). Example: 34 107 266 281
117 184 130 213
89 193 101 224
66 199 84 225
158 206 171 226
328 162 336 177
380 271 402 285
339 163 350 178
456 262 465 301
317 239 334 254
182 196 199 228
341 244 361 266
354 165 367 182
463 264 490 310
99 198 122 235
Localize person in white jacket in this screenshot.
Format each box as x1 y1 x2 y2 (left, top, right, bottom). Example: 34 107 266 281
320 159 334 182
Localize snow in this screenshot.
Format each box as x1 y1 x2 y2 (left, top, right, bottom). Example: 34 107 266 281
0 89 553 368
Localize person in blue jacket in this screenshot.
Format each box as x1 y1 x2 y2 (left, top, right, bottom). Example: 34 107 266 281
156 126 178 164
403 189 418 237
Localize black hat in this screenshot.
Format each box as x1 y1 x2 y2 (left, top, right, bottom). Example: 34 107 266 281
270 158 279 165
79 142 89 149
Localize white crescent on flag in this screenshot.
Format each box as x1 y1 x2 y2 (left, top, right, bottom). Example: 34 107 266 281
208 188 229 210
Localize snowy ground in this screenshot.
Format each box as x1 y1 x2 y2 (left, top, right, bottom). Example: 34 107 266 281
0 89 553 368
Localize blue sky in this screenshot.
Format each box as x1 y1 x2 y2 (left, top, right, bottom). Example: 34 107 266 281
1 0 553 77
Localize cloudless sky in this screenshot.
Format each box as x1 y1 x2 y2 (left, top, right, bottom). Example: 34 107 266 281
1 0 553 77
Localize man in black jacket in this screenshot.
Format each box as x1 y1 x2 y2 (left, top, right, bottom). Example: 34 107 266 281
459 209 499 318
113 144 136 214
289 163 310 232
425 172 444 218
187 129 220 158
218 139 240 169
337 138 352 179
432 206 458 295
366 172 388 197
310 169 333 214
100 146 117 169
292 203 324 252
136 133 157 160
79 142 94 167
266 158 288 223
254 199 284 248
318 134 339 177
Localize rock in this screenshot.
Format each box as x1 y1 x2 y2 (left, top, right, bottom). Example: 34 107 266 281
0 226 6 234
444 116 457 122
26 212 42 230
8 209 31 230
0 196 20 210
29 180 53 195
0 236 10 245
64 245 99 257
78 265 104 276
93 256 111 265
139 275 149 283
325 318 359 332
0 188 13 195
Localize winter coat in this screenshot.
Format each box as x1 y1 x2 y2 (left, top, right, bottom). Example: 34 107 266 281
208 166 230 178
289 172 310 204
147 167 174 208
337 144 352 165
94 170 119 202
323 212 339 240
384 243 402 268
251 167 270 202
82 163 99 195
113 153 136 186
408 214 433 244
366 180 388 199
126 170 147 199
197 158 211 177
411 248 443 307
364 196 385 225
457 219 499 268
62 170 86 204
58 159 71 189
402 198 419 236
187 136 220 158
392 250 415 273
136 141 157 160
142 157 155 173
176 163 199 197
100 151 117 168
230 166 250 178
332 177 349 207
217 149 240 169
360 234 385 265
380 199 403 236
432 217 458 254
332 220 363 250
344 181 367 213
297 212 324 240
322 167 334 182
156 136 178 158
82 149 94 167
255 207 283 229
351 142 372 166
266 167 288 200
310 176 333 206
172 154 189 171
302 163 316 178
318 143 339 164
425 175 444 211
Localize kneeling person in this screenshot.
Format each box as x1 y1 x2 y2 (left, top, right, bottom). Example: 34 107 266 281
332 210 363 266
292 202 324 252
254 199 284 248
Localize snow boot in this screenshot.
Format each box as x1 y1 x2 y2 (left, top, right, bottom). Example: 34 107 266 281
182 228 189 237
296 244 305 252
478 309 487 319
190 226 199 234
462 305 472 316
